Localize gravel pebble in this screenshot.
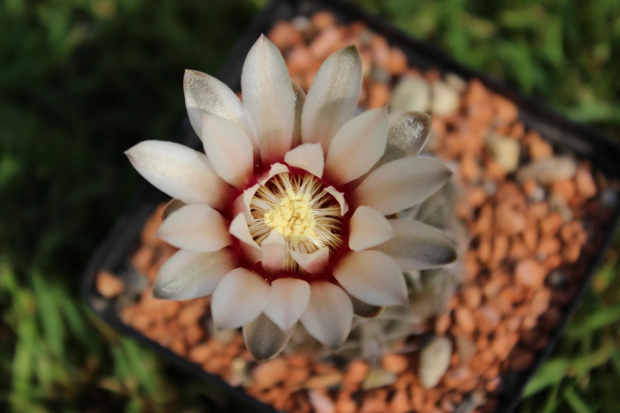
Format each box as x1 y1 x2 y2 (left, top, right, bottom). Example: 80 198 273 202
96 271 125 298
390 76 431 112
485 134 520 173
419 336 453 389
517 156 578 185
431 80 461 116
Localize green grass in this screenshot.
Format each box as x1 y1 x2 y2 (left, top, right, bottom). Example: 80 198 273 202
1 0 619 411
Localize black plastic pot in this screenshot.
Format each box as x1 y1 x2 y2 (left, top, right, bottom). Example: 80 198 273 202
82 0 620 412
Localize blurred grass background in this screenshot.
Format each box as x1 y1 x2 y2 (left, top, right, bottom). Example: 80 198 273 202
0 0 619 411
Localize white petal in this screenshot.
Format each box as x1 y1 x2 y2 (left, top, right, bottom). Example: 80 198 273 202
349 294 384 318
161 199 185 221
374 220 457 271
284 143 325 178
385 111 431 160
229 213 262 263
258 163 289 185
300 282 353 348
292 81 306 148
324 186 349 216
125 140 233 209
152 249 237 300
232 183 259 223
348 206 394 251
260 231 287 274
211 268 271 329
264 278 311 332
325 107 388 185
157 204 231 252
334 250 408 306
290 247 330 274
346 111 433 189
352 157 452 215
183 70 257 146
243 313 294 362
201 114 254 188
241 35 295 165
301 45 363 153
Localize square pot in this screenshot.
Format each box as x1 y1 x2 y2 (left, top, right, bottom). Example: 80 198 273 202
83 0 620 412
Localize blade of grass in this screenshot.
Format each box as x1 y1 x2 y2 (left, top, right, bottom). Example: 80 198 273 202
541 382 562 413
524 358 571 397
569 341 618 379
31 272 65 362
565 305 620 338
564 387 593 413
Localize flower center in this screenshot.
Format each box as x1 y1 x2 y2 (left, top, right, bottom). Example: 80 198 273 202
263 188 318 240
248 172 344 273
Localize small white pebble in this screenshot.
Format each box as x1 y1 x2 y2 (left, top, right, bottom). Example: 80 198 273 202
419 336 452 388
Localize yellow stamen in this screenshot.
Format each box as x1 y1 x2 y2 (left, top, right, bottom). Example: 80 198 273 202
248 172 343 272
264 188 317 240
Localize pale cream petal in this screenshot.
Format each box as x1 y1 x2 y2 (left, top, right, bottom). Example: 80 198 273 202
351 157 452 215
348 206 394 251
243 313 294 362
381 111 431 166
290 247 329 275
300 282 353 348
333 251 408 306
152 249 237 300
292 81 306 148
301 45 363 152
241 35 295 165
258 163 289 185
161 199 185 221
374 219 457 271
324 186 349 216
183 70 257 146
264 278 311 331
349 294 384 318
229 213 262 263
125 140 233 209
260 231 288 274
201 113 254 189
346 111 433 189
284 143 324 178
325 107 388 185
232 183 259 223
211 268 271 330
157 204 231 252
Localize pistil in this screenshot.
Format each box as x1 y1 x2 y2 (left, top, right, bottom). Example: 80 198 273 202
264 188 318 241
